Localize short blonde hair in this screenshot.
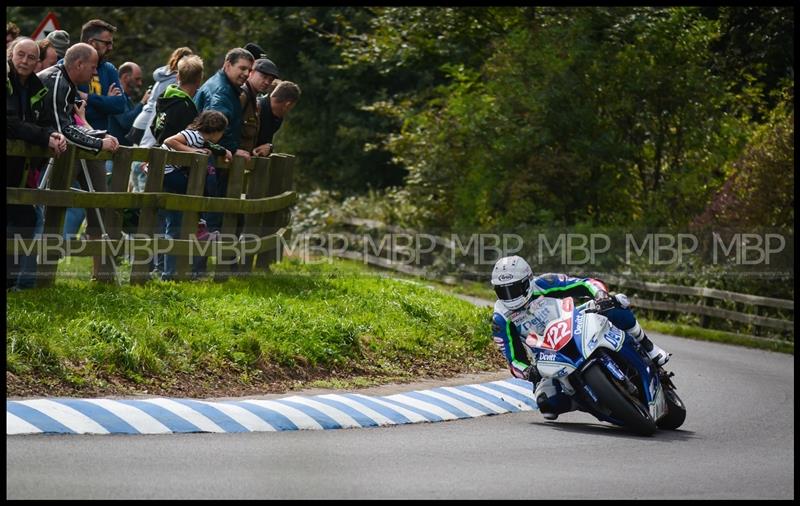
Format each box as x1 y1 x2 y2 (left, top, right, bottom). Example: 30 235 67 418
177 54 204 86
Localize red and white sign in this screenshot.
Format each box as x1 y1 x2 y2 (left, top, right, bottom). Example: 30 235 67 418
31 12 60 41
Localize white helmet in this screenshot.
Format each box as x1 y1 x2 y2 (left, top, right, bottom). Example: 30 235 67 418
491 255 534 310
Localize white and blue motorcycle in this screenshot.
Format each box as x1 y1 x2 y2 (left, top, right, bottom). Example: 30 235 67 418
524 296 686 436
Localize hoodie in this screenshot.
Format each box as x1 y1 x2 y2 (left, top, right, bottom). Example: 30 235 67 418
151 83 198 145
133 65 177 147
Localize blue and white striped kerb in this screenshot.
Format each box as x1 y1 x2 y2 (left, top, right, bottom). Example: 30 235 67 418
7 378 536 435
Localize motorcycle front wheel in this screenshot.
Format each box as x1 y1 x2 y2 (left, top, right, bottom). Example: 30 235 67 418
656 387 687 430
584 362 657 436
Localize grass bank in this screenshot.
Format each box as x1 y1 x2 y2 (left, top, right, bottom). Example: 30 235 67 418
6 257 503 397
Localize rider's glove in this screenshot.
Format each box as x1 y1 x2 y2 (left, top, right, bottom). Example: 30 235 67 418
523 365 541 385
595 294 618 313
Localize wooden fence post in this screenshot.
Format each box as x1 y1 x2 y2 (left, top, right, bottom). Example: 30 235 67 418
36 146 78 288
239 156 272 274
214 156 247 282
174 154 209 281
699 293 711 328
104 147 134 253
130 148 167 285
255 154 295 270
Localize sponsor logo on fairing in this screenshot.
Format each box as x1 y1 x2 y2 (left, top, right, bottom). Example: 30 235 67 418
538 352 558 361
574 313 584 336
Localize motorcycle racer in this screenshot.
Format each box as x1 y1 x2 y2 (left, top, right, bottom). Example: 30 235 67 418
490 255 670 420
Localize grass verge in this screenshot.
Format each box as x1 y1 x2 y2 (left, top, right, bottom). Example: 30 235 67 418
7 257 503 398
640 319 793 354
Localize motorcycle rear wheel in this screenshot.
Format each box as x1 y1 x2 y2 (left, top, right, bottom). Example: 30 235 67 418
584 363 657 436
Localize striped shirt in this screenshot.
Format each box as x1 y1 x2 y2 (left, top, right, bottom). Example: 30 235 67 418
161 129 206 175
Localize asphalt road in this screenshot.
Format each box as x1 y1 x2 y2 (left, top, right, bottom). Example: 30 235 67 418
6 331 794 499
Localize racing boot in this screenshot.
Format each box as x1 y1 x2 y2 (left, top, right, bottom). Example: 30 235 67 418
627 322 670 366
534 379 575 421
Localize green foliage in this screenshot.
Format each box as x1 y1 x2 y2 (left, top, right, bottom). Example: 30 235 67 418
6 6 793 240
695 82 794 230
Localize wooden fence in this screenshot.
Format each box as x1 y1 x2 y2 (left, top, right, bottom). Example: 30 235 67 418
6 140 296 286
330 217 794 340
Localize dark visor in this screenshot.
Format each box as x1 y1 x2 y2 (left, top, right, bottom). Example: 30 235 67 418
494 278 530 301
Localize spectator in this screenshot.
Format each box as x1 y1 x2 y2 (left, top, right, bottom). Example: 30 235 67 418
194 47 253 158
35 39 59 73
152 54 205 145
194 47 253 241
38 42 121 282
131 54 204 194
244 42 268 61
78 19 125 132
253 81 301 157
129 46 193 147
6 22 20 47
45 30 70 59
158 110 231 281
108 61 151 147
7 37 67 289
239 58 280 155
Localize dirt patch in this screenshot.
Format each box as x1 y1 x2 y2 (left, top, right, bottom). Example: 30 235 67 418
6 355 509 400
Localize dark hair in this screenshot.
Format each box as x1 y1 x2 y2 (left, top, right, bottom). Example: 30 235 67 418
188 110 228 134
225 47 254 66
272 81 301 103
80 19 117 43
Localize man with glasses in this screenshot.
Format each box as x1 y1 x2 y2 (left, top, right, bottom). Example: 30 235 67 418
64 19 126 281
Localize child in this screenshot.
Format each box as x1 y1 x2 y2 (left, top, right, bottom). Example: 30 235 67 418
159 110 232 280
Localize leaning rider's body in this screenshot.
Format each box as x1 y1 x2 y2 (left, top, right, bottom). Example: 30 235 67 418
490 255 670 420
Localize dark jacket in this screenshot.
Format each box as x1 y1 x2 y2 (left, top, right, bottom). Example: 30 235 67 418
194 69 243 152
238 81 260 153
6 60 56 188
78 60 126 131
256 94 283 147
37 63 104 153
107 95 143 147
152 84 198 145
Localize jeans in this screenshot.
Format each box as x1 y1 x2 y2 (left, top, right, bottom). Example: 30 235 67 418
6 204 37 290
160 168 216 280
129 161 148 193
160 169 190 280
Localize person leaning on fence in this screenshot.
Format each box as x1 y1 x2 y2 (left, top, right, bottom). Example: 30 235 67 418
128 46 193 147
108 61 151 147
6 38 68 290
253 80 301 157
192 47 253 275
238 58 280 156
152 55 205 146
68 19 126 240
37 42 120 282
157 110 231 281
